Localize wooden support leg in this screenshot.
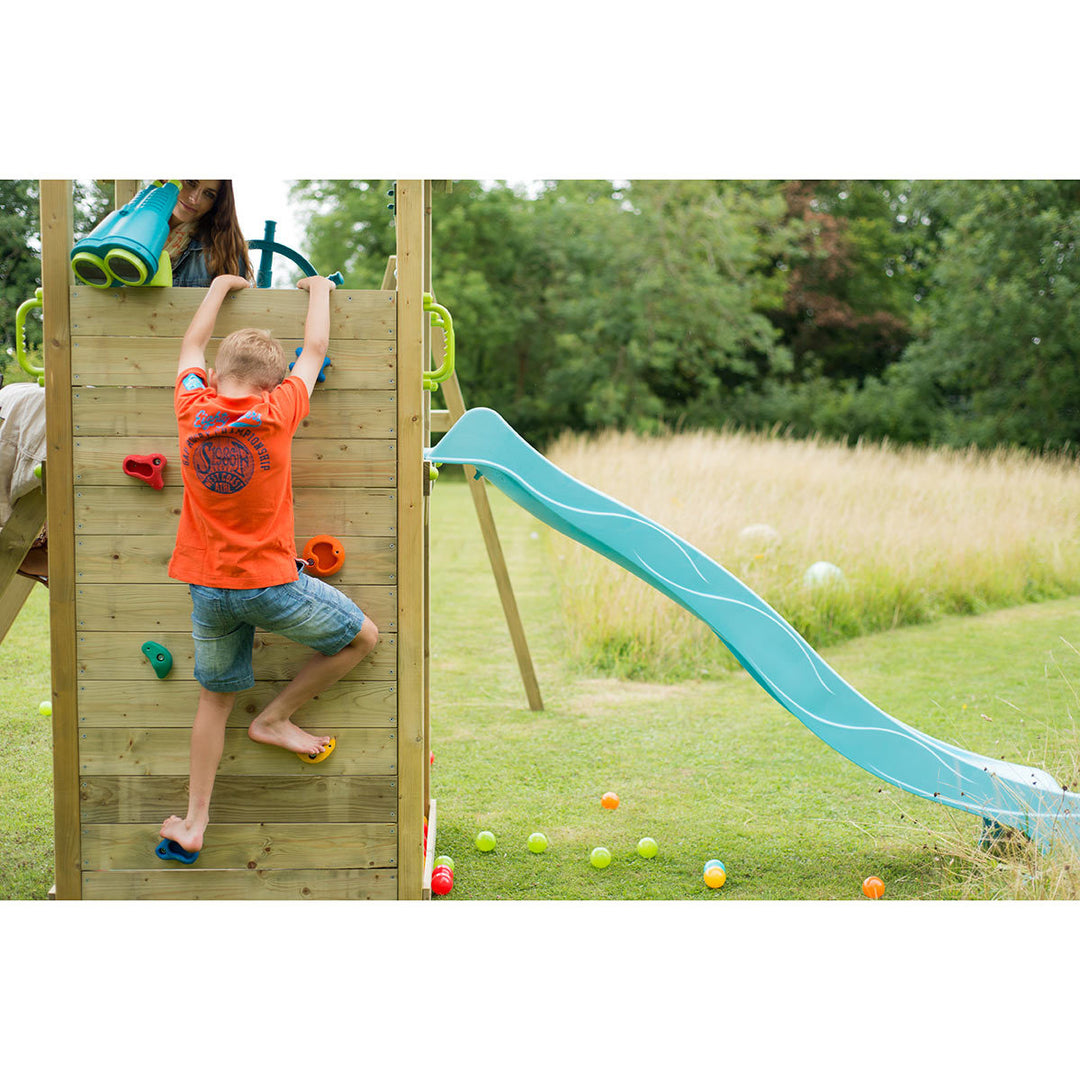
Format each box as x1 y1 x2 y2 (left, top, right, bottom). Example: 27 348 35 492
0 486 47 645
438 368 544 711
0 574 35 645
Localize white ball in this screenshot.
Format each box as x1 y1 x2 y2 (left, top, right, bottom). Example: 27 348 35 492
804 561 845 587
738 524 780 549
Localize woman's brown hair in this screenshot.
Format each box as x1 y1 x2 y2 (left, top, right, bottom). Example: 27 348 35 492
195 181 254 282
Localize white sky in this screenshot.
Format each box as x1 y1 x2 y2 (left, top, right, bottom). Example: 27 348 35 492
231 178 306 252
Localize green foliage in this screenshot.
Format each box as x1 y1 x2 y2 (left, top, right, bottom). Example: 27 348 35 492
896 180 1080 451
5 176 1075 452
1 180 116 379
0 180 42 371
292 178 1080 452
293 179 802 445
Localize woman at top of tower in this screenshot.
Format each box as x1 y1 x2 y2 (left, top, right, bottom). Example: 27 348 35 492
162 180 254 287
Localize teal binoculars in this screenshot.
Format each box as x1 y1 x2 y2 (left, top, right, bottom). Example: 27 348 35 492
70 180 180 288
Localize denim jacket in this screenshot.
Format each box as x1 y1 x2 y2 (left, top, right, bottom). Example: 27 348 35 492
170 238 246 287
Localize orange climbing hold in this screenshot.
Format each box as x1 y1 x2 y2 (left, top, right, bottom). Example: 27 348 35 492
302 534 345 577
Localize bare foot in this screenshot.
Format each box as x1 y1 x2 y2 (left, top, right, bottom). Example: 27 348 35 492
160 814 205 854
248 715 332 756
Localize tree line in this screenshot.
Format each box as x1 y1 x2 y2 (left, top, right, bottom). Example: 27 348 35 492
4 179 1078 455
295 179 1080 453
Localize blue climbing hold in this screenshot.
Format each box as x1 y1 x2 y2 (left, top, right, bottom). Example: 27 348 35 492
155 838 199 865
290 348 332 382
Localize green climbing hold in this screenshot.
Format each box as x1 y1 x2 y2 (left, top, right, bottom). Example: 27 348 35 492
141 641 173 678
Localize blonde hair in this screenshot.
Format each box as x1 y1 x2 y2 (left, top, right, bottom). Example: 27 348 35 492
215 328 288 389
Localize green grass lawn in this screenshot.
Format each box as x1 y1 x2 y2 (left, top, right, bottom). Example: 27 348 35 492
0 584 53 901
427 477 1080 901
4 476 1080 900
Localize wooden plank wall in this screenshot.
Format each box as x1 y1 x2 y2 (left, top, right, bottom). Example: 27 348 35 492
70 285 402 899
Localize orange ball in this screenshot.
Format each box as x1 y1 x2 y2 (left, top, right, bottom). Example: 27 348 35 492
862 875 885 899
600 792 620 809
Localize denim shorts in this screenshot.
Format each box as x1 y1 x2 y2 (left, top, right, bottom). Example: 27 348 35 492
189 570 367 692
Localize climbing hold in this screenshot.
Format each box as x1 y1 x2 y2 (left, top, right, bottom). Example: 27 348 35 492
155 838 198 865
302 535 345 578
298 736 336 764
141 641 173 678
122 453 167 490
290 348 333 382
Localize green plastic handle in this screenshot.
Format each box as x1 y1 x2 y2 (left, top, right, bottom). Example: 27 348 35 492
15 288 45 385
423 292 455 391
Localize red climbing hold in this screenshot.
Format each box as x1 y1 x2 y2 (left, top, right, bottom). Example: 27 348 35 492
122 453 167 490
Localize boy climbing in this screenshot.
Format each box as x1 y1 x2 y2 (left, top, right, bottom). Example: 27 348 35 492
159 273 379 859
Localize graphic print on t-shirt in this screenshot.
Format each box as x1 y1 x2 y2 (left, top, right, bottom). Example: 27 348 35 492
192 435 257 493
183 407 272 494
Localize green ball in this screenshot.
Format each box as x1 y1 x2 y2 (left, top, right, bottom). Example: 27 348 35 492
434 855 454 871
637 837 659 858
590 846 612 869
476 830 496 852
38 700 52 717
527 832 548 853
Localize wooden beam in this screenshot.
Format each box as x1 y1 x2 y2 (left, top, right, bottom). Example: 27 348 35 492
0 487 46 597
439 370 544 711
0 484 46 646
395 181 426 899
381 255 397 291
422 181 433 816
114 180 140 208
0 574 35 645
422 796 437 899
40 180 80 899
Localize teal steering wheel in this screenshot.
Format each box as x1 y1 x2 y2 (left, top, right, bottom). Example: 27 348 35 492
249 220 343 288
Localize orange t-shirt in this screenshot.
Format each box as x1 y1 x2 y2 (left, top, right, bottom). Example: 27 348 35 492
168 367 310 588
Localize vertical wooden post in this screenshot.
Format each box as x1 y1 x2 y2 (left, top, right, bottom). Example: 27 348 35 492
395 181 426 899
39 181 80 899
114 180 139 208
422 181 433 814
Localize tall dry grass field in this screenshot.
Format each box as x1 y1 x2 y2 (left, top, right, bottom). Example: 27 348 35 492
545 427 1080 680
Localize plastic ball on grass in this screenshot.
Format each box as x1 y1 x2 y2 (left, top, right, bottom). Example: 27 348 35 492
527 832 548 854
590 846 612 869
38 700 52 717
704 859 725 873
704 865 727 889
600 792 620 809
804 560 845 587
431 868 453 895
475 830 496 852
434 855 454 872
637 837 659 858
862 875 885 899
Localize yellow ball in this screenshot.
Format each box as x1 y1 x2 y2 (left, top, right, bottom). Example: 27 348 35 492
38 700 52 717
704 865 727 889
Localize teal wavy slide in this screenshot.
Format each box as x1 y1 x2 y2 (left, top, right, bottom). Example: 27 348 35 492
429 408 1080 852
